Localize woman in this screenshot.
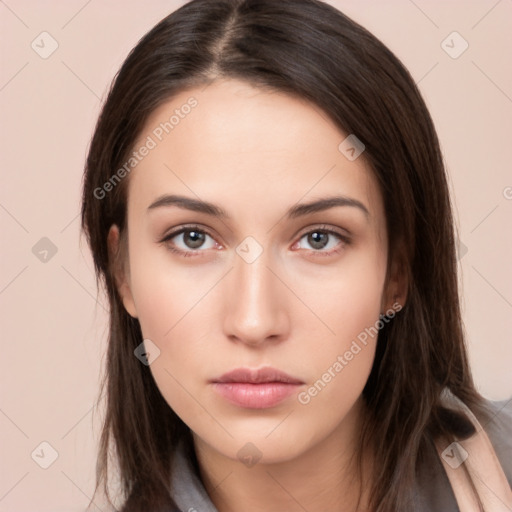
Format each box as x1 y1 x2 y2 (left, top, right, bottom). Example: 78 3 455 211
81 0 512 510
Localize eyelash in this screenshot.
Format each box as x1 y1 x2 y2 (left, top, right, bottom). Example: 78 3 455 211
159 224 351 259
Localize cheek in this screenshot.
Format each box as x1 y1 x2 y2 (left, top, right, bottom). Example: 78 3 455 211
302 243 387 352
293 246 386 408
127 239 223 379
127 254 222 430
301 292 381 399
128 236 219 340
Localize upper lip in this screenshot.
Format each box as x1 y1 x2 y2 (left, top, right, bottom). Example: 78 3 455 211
213 367 304 385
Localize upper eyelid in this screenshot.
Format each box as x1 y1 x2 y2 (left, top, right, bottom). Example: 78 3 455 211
161 224 216 242
160 224 350 248
297 224 350 238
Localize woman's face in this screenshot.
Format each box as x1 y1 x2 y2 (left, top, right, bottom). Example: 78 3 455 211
111 79 397 464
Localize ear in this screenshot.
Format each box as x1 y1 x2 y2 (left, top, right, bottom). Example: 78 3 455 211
107 224 138 318
381 243 408 314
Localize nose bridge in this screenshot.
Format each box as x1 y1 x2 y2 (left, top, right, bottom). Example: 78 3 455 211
223 242 287 344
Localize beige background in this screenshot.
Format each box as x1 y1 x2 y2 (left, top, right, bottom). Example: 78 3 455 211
1 1 511 510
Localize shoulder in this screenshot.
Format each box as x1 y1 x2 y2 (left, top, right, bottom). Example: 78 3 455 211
475 396 512 486
413 435 459 511
170 438 219 512
412 394 512 511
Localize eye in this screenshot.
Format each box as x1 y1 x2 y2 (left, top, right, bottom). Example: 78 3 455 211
292 226 350 256
160 225 220 257
160 224 350 258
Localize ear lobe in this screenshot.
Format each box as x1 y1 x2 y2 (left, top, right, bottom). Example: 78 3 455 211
381 246 408 314
107 225 138 318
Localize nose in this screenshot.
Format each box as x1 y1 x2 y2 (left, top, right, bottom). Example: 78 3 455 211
223 248 290 347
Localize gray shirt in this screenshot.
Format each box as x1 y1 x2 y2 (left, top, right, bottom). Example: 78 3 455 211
170 398 512 512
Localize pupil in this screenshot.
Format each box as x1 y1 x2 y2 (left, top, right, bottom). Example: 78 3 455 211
186 230 205 249
309 232 327 249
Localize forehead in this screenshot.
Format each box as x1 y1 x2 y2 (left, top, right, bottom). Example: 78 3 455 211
127 79 383 225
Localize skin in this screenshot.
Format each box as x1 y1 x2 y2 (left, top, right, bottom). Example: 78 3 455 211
109 79 407 512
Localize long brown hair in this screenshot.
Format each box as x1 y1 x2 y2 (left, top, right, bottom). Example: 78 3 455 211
81 0 491 510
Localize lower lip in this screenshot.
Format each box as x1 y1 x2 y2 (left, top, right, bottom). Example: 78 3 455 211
212 382 301 409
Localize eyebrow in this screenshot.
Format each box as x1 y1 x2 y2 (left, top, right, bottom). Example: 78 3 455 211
147 194 369 220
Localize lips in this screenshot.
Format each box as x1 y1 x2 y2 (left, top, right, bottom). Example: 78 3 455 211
211 367 304 409
213 367 304 385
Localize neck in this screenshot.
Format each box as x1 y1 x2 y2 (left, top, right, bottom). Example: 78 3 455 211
192 396 374 512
